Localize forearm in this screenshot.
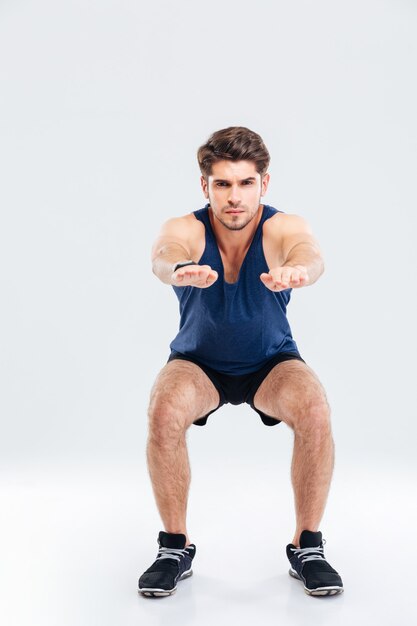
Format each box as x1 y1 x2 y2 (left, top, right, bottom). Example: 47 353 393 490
283 243 324 285
152 243 194 285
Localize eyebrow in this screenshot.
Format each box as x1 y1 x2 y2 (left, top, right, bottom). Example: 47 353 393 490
212 177 257 183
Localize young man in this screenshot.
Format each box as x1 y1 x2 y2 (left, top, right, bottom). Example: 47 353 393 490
138 127 344 598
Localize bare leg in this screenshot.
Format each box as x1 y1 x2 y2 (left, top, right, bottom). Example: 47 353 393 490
146 429 192 546
290 411 335 547
252 359 336 549
145 360 220 548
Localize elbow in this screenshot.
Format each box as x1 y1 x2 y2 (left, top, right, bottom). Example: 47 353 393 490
151 258 159 276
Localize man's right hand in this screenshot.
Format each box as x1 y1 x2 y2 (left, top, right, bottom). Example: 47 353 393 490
171 264 219 288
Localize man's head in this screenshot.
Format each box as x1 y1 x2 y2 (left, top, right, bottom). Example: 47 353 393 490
197 126 271 231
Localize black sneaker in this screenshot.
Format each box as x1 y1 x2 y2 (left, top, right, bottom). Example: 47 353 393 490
138 531 196 597
286 530 344 596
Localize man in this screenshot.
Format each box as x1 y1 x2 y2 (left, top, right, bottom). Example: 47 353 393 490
138 126 344 598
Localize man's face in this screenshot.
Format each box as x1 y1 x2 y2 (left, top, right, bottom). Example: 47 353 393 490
200 160 270 231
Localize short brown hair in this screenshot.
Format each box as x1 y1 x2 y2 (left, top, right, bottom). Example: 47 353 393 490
197 126 270 179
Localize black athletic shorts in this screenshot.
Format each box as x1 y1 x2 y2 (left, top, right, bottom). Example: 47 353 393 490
166 350 306 427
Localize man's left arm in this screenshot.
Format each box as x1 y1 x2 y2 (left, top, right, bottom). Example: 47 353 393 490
260 215 325 291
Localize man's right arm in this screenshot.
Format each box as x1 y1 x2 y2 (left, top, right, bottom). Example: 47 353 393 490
152 243 195 284
151 217 195 284
151 216 218 288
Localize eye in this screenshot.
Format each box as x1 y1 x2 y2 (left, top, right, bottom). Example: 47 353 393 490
243 181 253 185
216 182 228 187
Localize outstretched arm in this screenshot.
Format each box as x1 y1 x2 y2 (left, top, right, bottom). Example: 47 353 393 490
260 215 324 292
151 217 218 287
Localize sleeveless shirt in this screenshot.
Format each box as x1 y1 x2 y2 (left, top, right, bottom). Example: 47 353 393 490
169 203 300 374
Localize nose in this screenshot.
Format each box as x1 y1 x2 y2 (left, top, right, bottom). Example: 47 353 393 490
228 184 241 206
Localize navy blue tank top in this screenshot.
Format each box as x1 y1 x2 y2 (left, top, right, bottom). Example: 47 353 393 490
169 203 300 374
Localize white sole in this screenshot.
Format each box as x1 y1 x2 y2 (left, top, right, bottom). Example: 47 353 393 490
138 569 193 597
289 567 344 596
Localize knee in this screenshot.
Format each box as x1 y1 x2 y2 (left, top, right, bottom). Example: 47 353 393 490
290 395 332 434
147 390 195 444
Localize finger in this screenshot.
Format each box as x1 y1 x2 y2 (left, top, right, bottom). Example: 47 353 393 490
270 269 286 285
280 268 294 287
291 271 308 286
188 269 203 278
261 274 280 290
273 278 287 288
262 278 282 291
178 269 196 279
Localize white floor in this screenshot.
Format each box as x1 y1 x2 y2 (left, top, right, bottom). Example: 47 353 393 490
1 459 416 626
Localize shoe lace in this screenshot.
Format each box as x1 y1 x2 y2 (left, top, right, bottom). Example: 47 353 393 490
156 546 189 563
290 539 327 564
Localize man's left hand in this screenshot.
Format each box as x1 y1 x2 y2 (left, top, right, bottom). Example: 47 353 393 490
260 265 309 291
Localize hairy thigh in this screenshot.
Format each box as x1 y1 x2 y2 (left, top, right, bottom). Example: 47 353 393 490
253 359 330 428
147 359 220 429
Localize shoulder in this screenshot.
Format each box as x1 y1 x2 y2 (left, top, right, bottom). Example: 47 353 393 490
151 212 203 262
179 211 206 261
160 212 202 235
264 211 314 238
264 210 308 234
264 211 321 263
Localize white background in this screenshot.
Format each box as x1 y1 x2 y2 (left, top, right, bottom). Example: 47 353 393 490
1 1 416 624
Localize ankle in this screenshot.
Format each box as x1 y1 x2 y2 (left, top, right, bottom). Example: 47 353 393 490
165 528 191 546
292 526 320 547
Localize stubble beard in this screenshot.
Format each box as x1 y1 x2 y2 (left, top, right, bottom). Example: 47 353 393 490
209 196 262 232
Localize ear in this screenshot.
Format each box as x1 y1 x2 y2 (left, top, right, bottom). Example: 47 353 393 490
200 175 209 199
261 172 270 196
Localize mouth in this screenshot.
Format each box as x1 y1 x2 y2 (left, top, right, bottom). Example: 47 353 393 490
226 210 243 214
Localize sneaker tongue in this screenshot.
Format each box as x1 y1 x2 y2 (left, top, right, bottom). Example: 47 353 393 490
158 531 187 549
299 530 323 548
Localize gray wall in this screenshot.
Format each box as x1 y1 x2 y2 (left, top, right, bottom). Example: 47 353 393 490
1 0 416 472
